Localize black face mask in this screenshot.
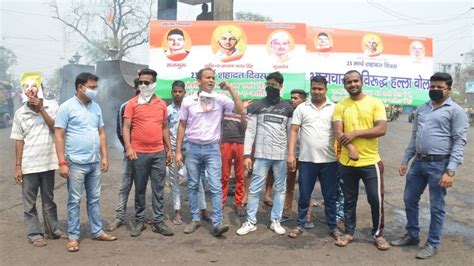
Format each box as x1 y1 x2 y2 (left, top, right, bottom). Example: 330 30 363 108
429 89 444 102
265 86 280 104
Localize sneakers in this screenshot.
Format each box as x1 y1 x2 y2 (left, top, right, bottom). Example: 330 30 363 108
151 222 174 236
270 220 285 235
184 221 201 234
106 218 123 232
213 224 230 237
236 221 257 236
391 234 420 247
416 244 438 259
130 222 145 237
304 221 315 229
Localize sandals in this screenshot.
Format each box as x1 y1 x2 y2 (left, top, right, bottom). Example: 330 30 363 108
288 227 304 238
31 238 47 247
172 215 184 225
66 240 80 252
335 234 353 247
374 237 390 251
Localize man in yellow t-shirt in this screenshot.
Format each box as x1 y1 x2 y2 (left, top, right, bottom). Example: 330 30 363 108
332 70 389 250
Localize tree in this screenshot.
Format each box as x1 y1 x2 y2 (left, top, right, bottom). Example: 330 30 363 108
0 46 17 83
51 0 153 61
234 11 272 21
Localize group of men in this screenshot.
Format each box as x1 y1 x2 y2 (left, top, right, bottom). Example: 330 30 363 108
12 67 468 259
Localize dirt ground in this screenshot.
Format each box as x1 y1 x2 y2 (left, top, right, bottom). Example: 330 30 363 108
0 114 473 265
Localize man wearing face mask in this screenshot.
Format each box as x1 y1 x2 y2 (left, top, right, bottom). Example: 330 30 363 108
55 73 116 252
123 68 173 237
237 71 293 236
391 72 468 259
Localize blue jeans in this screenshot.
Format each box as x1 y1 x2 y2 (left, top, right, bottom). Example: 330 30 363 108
297 161 337 229
133 151 166 224
115 153 133 221
404 158 448 249
67 162 103 240
185 142 222 226
168 149 207 211
247 158 287 224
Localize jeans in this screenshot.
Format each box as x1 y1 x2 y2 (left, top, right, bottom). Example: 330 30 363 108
133 151 166 224
22 170 61 241
404 158 448 249
221 142 245 207
114 153 134 221
297 161 338 229
338 161 385 238
168 150 207 211
185 142 223 227
246 158 287 224
67 162 103 240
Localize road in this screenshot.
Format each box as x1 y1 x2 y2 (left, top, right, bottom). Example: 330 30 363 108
0 114 473 265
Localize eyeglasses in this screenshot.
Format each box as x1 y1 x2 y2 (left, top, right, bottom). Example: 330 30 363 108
265 82 280 88
138 81 151 85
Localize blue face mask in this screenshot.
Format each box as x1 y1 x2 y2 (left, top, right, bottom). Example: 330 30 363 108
83 87 98 100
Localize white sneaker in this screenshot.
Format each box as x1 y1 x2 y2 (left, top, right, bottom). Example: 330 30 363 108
236 221 257 236
270 220 286 235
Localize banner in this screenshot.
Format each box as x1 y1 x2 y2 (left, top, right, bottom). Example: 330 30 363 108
149 21 433 106
306 27 433 106
149 20 306 99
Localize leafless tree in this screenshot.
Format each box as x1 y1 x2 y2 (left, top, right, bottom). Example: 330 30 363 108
51 0 153 61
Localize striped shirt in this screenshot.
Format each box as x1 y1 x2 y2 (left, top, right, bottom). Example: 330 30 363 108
10 100 59 174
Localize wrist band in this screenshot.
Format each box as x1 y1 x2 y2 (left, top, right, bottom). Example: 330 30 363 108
58 161 68 166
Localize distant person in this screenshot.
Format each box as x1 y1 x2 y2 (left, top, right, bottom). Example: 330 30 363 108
391 72 469 259
55 73 116 252
106 78 140 232
282 89 306 221
196 3 213 20
167 80 210 225
11 76 65 248
316 32 332 51
5 84 14 116
164 29 190 61
268 31 293 63
213 25 245 62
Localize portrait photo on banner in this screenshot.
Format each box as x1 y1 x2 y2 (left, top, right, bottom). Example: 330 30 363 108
162 28 192 61
361 33 383 57
267 30 295 63
409 40 426 62
211 24 247 63
315 31 333 52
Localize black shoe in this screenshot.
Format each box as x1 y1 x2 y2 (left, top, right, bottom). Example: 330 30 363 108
213 224 229 237
391 234 420 246
130 222 145 237
151 222 174 236
416 244 438 259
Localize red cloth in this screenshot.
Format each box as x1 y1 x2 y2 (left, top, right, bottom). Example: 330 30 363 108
221 142 245 207
123 96 167 153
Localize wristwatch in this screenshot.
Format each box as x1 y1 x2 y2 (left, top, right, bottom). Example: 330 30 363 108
446 170 455 177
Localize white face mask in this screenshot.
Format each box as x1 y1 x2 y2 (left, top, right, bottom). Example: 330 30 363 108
138 82 156 104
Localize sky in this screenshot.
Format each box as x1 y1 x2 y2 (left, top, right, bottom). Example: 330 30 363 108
0 0 472 83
